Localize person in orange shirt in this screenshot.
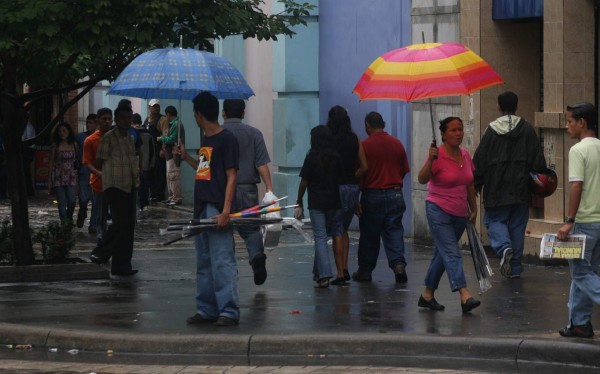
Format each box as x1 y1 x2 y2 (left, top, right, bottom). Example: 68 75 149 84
83 107 112 243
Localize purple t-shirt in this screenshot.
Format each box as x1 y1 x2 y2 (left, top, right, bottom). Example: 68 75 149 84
425 146 474 217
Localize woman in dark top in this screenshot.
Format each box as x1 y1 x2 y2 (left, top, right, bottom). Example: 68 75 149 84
327 106 368 286
296 125 342 288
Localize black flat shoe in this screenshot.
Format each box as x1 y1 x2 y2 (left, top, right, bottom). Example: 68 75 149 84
111 269 138 276
418 295 445 311
461 297 481 314
330 277 348 286
89 254 108 264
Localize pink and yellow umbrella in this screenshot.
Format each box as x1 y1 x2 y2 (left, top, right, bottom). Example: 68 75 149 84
353 42 504 102
353 42 504 142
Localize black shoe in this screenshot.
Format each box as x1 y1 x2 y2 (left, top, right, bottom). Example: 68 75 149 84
186 313 217 325
500 247 513 278
344 269 351 281
111 269 138 276
351 271 372 282
330 277 348 286
559 321 594 338
214 316 238 327
89 254 108 264
76 218 85 228
418 295 445 311
394 263 408 283
251 253 267 285
461 297 481 314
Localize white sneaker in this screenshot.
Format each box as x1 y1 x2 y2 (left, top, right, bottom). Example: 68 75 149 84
500 247 513 278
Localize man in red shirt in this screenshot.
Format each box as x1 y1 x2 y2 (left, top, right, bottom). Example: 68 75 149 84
353 111 410 284
83 107 112 242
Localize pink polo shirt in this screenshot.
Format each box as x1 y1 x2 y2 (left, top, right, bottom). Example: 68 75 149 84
425 146 474 217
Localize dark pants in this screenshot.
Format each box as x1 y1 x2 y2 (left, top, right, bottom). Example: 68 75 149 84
235 184 264 263
138 170 151 209
92 187 136 274
151 153 166 200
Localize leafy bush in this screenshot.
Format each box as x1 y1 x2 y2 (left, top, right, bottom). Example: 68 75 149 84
33 221 74 264
0 219 15 265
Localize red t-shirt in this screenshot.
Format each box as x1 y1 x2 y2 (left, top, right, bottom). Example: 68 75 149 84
362 131 410 189
82 130 103 193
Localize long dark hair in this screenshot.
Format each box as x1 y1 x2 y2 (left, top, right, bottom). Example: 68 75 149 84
51 122 75 145
309 125 339 169
327 105 358 150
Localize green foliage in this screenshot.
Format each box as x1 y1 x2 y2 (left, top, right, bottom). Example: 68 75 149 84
0 0 314 89
0 220 15 265
33 221 75 264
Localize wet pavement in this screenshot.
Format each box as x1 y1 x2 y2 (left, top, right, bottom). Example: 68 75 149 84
0 196 599 372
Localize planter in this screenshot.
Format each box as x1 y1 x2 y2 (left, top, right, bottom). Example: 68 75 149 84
0 260 110 283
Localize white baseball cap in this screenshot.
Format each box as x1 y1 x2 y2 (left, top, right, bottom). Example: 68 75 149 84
148 99 160 107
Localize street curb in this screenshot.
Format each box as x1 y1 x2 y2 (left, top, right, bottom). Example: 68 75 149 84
1 323 599 370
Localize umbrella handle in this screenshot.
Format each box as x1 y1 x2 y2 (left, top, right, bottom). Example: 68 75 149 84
430 139 438 160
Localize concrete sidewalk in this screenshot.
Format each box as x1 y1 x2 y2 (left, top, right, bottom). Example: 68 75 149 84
0 197 599 371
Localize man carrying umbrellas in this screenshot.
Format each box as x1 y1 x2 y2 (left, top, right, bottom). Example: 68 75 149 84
175 92 240 327
221 99 272 286
352 112 410 284
473 91 547 279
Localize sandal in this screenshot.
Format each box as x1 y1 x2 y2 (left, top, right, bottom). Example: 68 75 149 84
314 278 330 288
330 277 348 286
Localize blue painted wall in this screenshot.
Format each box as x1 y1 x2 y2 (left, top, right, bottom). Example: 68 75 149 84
318 1 413 235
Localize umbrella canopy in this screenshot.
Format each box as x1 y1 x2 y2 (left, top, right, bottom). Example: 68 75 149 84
107 48 254 100
353 42 503 102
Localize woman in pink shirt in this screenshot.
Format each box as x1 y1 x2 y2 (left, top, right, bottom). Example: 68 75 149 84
417 117 480 314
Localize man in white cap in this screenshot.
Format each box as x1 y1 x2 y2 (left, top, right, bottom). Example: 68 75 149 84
143 99 168 202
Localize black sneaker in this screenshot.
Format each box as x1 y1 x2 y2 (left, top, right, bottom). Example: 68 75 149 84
394 263 408 283
500 247 513 278
76 218 85 228
251 253 267 285
559 322 594 338
214 316 238 327
186 313 216 325
351 271 372 282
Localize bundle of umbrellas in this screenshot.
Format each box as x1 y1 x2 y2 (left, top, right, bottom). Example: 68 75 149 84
161 197 296 246
466 222 494 293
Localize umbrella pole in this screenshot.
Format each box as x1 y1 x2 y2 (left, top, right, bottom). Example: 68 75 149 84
428 98 437 159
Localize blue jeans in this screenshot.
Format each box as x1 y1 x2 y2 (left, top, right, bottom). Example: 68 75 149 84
77 174 93 224
484 203 529 276
331 184 360 238
567 222 600 326
309 209 335 279
91 191 107 241
54 185 76 223
195 203 239 320
234 184 264 263
424 201 468 291
357 188 407 274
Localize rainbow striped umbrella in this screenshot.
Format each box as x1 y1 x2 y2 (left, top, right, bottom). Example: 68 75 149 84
353 42 503 102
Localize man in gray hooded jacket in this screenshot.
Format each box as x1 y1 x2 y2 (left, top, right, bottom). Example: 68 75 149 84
473 91 547 279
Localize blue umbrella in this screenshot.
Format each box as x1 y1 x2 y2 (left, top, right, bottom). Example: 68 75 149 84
107 48 254 100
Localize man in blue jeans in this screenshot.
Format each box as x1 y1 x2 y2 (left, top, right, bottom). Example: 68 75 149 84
222 99 273 285
176 92 240 327
473 92 546 278
353 112 410 284
76 114 97 232
557 102 600 338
